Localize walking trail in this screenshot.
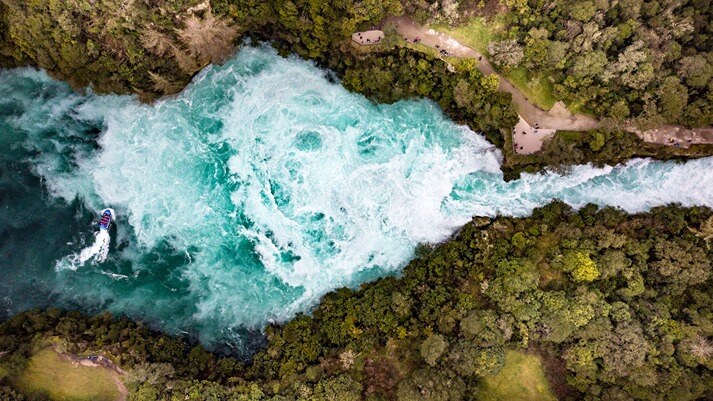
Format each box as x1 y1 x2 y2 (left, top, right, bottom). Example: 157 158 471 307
384 16 713 153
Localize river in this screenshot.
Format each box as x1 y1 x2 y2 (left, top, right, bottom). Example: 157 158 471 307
1 45 711 355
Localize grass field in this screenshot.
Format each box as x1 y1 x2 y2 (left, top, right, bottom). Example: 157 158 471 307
479 350 558 401
505 66 558 110
16 348 120 401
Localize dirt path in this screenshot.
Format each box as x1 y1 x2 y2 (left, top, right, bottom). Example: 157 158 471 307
385 15 712 151
388 15 600 132
634 125 713 147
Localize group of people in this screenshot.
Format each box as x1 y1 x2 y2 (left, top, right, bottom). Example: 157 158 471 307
356 32 382 44
668 137 694 147
511 122 546 153
98 212 112 228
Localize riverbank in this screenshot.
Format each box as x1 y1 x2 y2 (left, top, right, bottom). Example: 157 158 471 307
2 203 712 400
344 24 713 178
501 129 713 180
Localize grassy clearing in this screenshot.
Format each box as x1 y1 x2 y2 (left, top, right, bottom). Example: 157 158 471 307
479 350 557 401
432 17 502 54
16 348 120 401
505 66 557 110
433 18 561 112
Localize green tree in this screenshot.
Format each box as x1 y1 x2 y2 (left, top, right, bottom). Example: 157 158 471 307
460 310 506 347
447 340 505 377
571 51 608 78
546 41 569 69
569 1 597 22
562 251 600 282
488 40 524 69
651 239 710 291
678 55 713 88
396 368 465 401
420 334 448 366
313 374 361 401
587 131 606 151
657 76 688 122
599 322 650 377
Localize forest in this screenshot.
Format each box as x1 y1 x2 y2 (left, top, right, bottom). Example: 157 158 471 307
2 203 712 400
415 0 712 128
497 0 712 128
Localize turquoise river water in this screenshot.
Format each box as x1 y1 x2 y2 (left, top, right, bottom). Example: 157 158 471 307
1 45 712 354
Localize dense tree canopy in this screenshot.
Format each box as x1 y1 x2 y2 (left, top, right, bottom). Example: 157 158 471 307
0 0 402 97
495 0 713 127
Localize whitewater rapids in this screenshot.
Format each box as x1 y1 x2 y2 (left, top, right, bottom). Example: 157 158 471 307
0 44 711 349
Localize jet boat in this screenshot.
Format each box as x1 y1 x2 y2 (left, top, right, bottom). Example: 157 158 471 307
98 208 116 231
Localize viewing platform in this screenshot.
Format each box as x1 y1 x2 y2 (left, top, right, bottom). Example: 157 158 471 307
352 30 384 45
512 116 556 155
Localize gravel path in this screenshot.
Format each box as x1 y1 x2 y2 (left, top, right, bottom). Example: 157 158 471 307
388 16 600 132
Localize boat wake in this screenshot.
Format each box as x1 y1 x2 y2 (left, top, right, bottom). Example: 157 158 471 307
80 230 111 263
56 209 114 270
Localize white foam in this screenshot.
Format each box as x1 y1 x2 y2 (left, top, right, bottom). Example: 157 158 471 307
57 230 111 270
